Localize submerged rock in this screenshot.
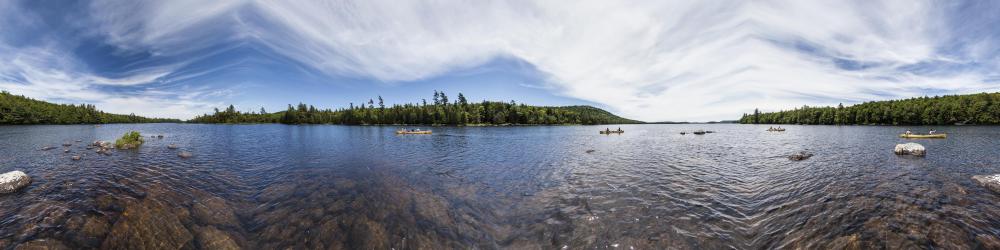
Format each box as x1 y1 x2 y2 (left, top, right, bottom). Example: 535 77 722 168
893 143 926 156
788 151 813 161
0 171 31 194
15 238 69 250
191 197 239 227
62 143 72 147
972 174 1000 194
194 226 240 250
101 200 194 249
40 146 56 151
178 151 193 158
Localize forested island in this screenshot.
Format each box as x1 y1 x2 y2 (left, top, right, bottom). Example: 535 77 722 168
740 92 1000 125
0 91 180 124
191 91 640 125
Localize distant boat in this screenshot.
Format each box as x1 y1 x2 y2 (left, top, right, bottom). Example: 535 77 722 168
693 130 706 135
600 129 624 134
767 128 785 132
899 133 946 139
396 129 432 135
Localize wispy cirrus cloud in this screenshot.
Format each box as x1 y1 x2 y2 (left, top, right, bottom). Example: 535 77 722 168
247 0 1000 121
2 0 999 121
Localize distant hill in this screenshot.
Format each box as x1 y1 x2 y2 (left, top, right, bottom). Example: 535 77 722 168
0 90 180 124
740 92 1000 125
191 92 642 125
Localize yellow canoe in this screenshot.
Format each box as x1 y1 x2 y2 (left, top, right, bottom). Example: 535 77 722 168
899 134 946 139
396 130 432 135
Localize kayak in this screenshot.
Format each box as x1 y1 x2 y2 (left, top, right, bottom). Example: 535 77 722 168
600 130 624 134
899 134 946 139
396 130 432 135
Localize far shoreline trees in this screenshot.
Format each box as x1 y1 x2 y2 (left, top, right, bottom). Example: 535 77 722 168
740 92 1000 125
191 91 641 125
0 91 180 124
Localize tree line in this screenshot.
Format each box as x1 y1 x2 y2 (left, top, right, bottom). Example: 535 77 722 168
190 91 641 125
0 90 180 124
740 92 1000 125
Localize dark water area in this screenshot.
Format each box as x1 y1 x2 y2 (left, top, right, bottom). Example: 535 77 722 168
1 124 999 249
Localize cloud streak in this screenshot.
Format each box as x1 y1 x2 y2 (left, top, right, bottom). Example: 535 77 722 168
2 0 998 121
247 0 1000 121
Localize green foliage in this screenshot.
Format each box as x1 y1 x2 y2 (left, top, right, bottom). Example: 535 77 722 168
0 90 180 124
191 92 641 125
740 92 1000 125
114 131 144 149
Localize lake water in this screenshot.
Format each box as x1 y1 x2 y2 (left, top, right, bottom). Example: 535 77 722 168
1 124 999 249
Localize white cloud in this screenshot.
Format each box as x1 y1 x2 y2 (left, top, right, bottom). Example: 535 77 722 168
0 43 219 119
246 0 997 121
5 0 998 121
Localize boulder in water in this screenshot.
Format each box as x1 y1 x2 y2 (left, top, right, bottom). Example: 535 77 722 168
788 151 813 161
178 151 193 158
62 143 72 147
40 146 56 151
0 171 31 194
894 143 926 156
167 144 179 150
72 155 82 161
972 174 1000 194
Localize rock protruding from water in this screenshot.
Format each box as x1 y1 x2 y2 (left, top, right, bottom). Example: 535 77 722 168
0 171 31 194
40 146 56 151
972 174 1000 194
72 155 81 161
788 151 813 161
167 144 179 150
894 143 926 156
178 151 193 159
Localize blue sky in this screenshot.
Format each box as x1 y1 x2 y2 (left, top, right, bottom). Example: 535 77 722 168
1 0 998 121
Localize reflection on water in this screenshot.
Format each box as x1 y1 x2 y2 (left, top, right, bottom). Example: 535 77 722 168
1 124 999 249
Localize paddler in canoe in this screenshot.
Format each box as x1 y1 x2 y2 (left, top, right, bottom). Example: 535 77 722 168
900 129 946 139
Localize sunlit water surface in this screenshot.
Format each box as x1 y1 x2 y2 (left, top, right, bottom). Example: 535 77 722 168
1 124 999 249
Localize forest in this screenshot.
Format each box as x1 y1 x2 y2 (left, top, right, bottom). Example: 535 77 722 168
0 91 180 124
190 91 640 125
740 92 1000 125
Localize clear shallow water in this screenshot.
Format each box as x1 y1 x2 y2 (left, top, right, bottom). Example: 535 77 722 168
0 124 999 249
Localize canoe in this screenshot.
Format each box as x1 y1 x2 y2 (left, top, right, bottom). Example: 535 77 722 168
396 130 432 135
899 134 946 139
599 130 624 134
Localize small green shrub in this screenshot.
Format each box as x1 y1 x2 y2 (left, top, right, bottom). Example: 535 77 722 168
115 131 144 149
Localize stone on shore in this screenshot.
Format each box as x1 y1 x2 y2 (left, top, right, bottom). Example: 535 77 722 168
0 171 31 194
893 143 926 156
972 174 1000 194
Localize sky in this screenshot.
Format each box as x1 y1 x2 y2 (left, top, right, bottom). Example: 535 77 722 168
0 0 998 122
